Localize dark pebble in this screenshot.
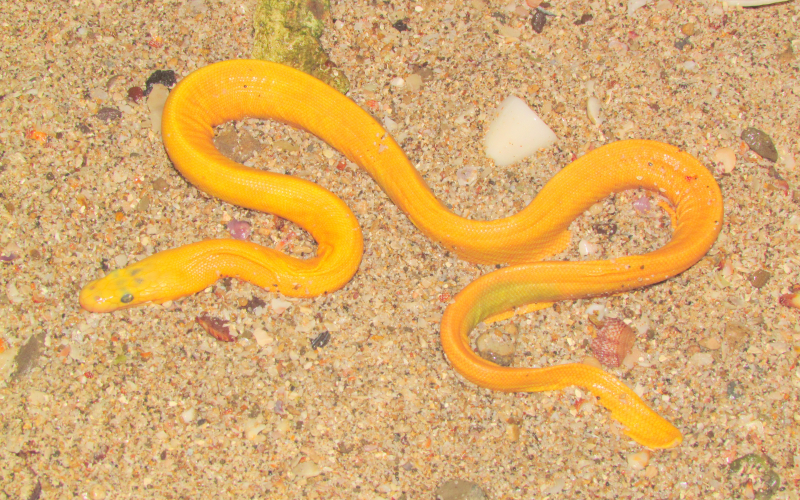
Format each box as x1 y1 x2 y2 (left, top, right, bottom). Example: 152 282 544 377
242 296 266 312
531 9 547 33
310 330 331 349
96 107 121 122
593 222 618 236
674 37 693 50
145 70 176 96
392 18 409 32
136 194 151 211
128 86 144 103
747 269 771 288
741 127 778 162
574 13 593 25
152 177 170 192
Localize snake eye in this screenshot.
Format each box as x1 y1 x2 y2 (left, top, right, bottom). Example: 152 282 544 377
121 293 134 303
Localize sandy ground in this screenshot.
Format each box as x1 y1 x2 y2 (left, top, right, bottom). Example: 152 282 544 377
1 0 799 498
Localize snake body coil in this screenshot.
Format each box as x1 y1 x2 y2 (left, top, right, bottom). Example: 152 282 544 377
80 60 723 448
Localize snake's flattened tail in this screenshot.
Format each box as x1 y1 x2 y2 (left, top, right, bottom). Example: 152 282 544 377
558 364 684 449
441 264 685 448
502 363 683 448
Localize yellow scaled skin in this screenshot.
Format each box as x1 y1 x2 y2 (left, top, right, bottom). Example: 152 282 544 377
80 60 723 449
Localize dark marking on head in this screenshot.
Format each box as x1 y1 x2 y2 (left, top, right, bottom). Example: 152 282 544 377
121 293 134 303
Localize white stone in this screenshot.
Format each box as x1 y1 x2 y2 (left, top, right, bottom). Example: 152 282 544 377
484 96 556 166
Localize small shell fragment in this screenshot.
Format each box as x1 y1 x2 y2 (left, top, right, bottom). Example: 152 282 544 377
587 97 602 125
578 239 599 257
779 293 799 310
196 314 235 342
591 319 635 367
456 166 479 186
271 298 292 314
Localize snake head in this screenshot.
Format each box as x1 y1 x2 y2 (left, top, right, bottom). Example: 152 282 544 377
79 258 180 313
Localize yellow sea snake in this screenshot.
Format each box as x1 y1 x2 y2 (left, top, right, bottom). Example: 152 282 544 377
80 59 723 449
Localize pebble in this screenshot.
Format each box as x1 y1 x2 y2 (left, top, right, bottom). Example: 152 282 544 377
243 417 267 440
89 483 107 500
712 147 736 175
456 166 478 186
698 337 722 350
627 450 651 470
778 293 799 310
484 96 556 166
382 116 398 132
542 478 565 495
499 26 521 39
144 69 176 95
628 0 652 16
505 422 520 442
578 239 599 257
96 107 122 122
689 352 714 367
127 86 144 102
291 459 322 478
253 328 271 346
681 23 695 36
434 479 488 500
614 120 635 138
746 269 771 288
90 88 109 101
725 322 751 351
390 77 405 88
476 329 515 366
1 241 21 261
147 84 170 132
152 177 170 192
270 298 292 314
114 254 128 268
405 73 423 92
181 407 196 423
609 40 629 54
741 127 778 162
29 390 49 405
531 9 547 33
227 219 252 240
632 196 652 214
654 0 672 11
